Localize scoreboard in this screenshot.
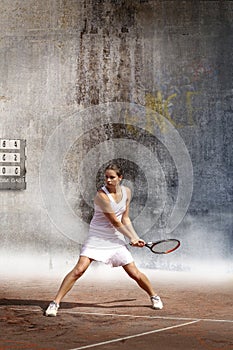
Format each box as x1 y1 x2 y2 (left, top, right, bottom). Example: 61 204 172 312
0 139 26 190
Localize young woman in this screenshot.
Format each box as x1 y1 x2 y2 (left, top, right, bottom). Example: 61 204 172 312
45 163 163 316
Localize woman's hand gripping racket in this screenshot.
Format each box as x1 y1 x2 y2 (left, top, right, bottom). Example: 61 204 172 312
145 239 180 254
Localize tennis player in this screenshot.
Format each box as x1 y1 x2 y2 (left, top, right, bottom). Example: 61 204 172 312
45 163 163 316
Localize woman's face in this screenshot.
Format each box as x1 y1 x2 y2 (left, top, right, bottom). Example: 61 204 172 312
105 169 122 188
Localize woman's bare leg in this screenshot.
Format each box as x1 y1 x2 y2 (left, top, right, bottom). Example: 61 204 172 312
123 262 156 297
54 256 93 304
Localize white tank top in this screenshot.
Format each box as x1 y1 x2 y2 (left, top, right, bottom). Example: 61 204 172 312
90 185 127 232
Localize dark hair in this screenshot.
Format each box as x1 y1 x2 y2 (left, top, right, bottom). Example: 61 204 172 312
104 163 123 177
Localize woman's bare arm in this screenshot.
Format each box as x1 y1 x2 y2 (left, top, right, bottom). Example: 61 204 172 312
121 187 145 246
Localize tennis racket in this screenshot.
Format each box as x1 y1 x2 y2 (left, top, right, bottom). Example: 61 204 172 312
145 239 180 254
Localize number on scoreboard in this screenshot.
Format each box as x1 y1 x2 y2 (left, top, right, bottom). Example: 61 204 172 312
0 153 20 163
0 139 20 149
0 166 20 176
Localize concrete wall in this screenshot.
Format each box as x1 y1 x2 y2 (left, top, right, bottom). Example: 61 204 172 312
0 0 232 274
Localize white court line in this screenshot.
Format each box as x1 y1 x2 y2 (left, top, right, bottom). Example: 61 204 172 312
1 306 233 323
68 320 200 350
58 310 233 323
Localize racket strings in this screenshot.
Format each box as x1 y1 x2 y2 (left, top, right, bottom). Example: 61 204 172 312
151 240 179 253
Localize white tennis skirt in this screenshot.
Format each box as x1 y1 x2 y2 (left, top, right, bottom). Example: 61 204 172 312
80 245 134 268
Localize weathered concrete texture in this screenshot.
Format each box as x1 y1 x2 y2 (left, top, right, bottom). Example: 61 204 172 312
0 1 232 272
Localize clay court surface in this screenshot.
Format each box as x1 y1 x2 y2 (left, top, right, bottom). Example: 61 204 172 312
0 266 232 350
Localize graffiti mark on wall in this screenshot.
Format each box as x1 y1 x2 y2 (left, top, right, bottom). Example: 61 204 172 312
126 89 200 134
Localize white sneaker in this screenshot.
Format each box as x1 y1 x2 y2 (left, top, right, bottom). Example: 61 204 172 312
151 296 163 310
45 301 59 316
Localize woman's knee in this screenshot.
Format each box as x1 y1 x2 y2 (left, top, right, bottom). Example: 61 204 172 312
131 270 143 281
71 266 84 279
71 257 91 279
124 264 141 280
